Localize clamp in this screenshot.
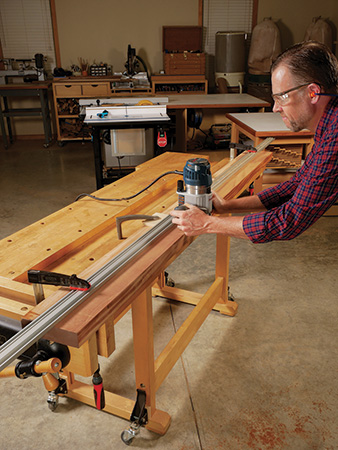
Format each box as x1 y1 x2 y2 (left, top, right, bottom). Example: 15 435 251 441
28 269 91 304
0 340 70 411
229 142 256 160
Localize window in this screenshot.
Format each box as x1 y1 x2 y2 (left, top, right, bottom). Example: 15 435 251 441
203 0 254 86
0 0 56 73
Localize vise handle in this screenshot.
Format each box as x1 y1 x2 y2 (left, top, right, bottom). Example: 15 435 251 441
0 357 62 378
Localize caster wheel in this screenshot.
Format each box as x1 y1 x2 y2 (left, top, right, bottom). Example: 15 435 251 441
47 392 58 411
121 430 134 446
47 399 58 411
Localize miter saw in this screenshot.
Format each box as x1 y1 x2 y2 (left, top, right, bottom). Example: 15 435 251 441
124 44 149 78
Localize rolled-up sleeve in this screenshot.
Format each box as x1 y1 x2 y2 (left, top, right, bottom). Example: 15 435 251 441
243 99 338 243
243 149 338 243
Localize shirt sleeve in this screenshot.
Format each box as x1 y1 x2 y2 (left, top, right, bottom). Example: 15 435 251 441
243 144 338 243
257 153 311 209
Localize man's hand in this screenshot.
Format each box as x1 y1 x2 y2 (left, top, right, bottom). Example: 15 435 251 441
170 204 212 236
170 201 250 240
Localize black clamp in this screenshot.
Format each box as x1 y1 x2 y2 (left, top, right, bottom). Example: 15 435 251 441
28 270 91 290
130 389 148 425
229 142 257 154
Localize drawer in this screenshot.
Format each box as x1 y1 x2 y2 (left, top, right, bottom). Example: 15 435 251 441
82 83 109 96
54 84 82 97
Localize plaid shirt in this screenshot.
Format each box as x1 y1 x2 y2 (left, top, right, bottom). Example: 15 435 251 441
243 98 338 243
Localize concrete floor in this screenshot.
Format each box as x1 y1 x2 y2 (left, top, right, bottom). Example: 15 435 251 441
0 140 337 450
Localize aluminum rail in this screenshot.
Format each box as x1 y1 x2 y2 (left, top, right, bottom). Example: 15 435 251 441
0 215 173 372
0 137 274 372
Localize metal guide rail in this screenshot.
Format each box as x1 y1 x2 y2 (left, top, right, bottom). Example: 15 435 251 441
0 137 274 372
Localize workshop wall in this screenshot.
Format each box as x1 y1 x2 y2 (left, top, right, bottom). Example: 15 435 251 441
3 0 338 138
257 0 337 55
54 0 199 74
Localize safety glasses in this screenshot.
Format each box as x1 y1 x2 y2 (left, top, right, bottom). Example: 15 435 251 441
272 83 310 106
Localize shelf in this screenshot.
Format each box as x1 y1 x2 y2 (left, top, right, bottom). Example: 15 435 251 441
151 75 207 95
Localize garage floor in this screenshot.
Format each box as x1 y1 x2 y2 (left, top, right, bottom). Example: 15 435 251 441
0 140 337 450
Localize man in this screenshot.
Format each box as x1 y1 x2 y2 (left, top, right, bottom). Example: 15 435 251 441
170 41 338 243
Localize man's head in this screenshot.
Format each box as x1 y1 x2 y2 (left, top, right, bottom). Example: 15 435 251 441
271 41 338 132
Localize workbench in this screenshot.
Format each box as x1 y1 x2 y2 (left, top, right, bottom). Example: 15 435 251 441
0 82 53 148
226 112 314 158
226 112 314 191
166 93 270 151
0 151 272 440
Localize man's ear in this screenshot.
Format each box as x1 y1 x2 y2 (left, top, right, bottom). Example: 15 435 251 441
308 83 320 102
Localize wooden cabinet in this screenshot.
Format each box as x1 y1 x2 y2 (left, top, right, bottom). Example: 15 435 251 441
162 26 205 76
52 77 151 143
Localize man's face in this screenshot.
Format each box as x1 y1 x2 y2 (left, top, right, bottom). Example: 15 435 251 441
271 64 312 132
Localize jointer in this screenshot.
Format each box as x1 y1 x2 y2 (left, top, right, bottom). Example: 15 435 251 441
0 149 272 443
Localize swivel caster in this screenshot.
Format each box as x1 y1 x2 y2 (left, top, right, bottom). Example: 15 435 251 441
47 391 59 411
121 422 140 445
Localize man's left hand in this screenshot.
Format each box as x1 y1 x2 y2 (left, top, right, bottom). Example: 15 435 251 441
170 204 211 236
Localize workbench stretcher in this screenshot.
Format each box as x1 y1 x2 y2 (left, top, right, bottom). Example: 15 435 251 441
0 151 271 437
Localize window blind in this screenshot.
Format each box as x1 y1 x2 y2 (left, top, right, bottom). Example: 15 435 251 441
0 0 56 73
203 0 254 87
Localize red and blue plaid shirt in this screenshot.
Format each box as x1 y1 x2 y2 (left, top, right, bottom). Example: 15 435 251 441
243 98 338 243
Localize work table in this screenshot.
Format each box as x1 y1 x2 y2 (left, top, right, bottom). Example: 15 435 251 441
0 149 271 439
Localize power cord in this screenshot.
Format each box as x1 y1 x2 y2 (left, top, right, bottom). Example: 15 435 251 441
75 170 183 202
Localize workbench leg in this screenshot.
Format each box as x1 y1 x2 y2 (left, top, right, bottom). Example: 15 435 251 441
230 124 240 159
132 287 171 435
3 97 13 144
215 232 238 316
92 127 104 190
253 173 263 194
39 89 52 147
0 99 8 149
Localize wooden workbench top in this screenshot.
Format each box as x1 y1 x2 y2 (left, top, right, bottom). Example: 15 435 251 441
0 151 271 347
226 112 314 137
0 81 51 90
165 93 270 109
52 76 121 83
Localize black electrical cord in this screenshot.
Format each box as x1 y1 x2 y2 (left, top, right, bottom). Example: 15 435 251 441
75 170 183 202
